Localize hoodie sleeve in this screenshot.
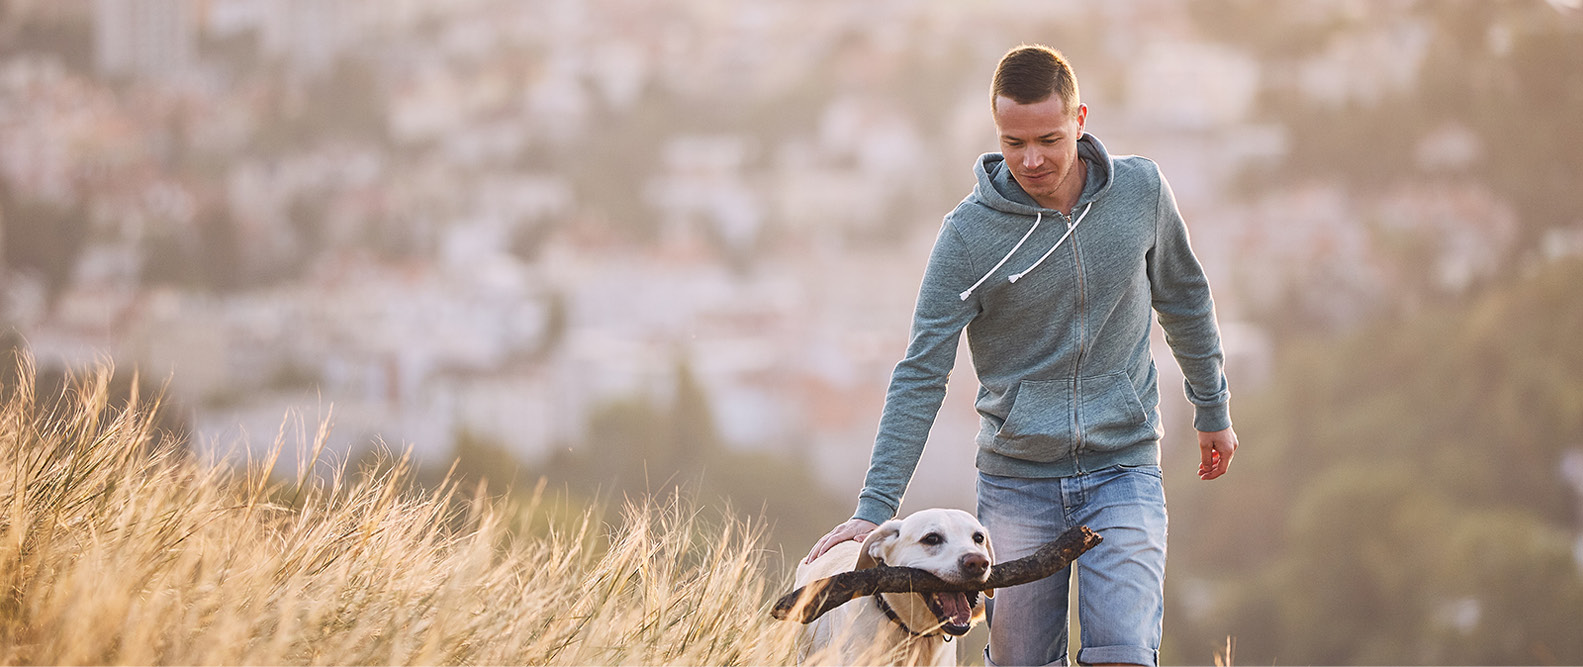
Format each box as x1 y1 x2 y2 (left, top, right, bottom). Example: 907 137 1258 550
1147 164 1232 433
852 219 981 525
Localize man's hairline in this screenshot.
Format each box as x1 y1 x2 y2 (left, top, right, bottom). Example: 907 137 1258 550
991 92 1082 118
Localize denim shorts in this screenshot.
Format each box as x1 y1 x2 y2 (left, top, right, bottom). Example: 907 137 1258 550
977 465 1167 666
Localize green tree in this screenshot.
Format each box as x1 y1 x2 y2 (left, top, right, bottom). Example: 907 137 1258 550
1163 258 1583 664
0 181 89 304
532 358 846 560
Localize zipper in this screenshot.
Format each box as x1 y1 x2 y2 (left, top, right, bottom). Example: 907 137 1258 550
1069 210 1089 470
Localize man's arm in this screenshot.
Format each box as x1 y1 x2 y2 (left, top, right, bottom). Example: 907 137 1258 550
851 220 981 525
1147 164 1236 476
808 219 980 562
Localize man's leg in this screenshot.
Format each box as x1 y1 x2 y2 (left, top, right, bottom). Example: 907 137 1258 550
1072 465 1168 667
978 472 1073 667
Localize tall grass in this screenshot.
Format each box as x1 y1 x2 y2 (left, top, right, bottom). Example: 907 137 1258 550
0 360 831 665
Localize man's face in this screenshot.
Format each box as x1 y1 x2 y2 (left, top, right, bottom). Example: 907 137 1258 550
993 95 1087 210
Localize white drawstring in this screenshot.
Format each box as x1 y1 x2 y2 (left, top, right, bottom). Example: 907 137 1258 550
958 202 1094 301
959 211 1043 301
1008 201 1093 283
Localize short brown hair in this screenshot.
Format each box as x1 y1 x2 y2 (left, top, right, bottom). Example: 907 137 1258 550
992 44 1080 116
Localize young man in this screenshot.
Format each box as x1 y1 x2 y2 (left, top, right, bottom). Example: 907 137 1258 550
806 45 1239 666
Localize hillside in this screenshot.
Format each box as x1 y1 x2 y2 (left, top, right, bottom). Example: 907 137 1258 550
1163 258 1583 664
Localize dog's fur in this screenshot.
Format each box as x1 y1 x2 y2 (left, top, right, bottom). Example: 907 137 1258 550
794 509 994 666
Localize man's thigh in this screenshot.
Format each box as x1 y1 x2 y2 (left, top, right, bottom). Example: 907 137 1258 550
977 472 1073 667
1073 464 1168 667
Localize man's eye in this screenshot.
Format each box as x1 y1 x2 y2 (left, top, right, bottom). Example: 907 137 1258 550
920 533 943 546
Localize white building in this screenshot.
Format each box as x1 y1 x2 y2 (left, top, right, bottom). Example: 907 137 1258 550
93 0 196 80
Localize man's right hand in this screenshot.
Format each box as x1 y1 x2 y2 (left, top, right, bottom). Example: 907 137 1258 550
804 518 879 564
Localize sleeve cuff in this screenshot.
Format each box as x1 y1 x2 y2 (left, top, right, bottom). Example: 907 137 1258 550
852 497 897 526
1193 402 1232 433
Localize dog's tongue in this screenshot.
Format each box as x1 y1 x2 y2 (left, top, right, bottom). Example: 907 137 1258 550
938 592 972 625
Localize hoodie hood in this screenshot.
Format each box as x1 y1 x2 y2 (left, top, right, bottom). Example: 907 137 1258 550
971 132 1115 215
954 133 1116 301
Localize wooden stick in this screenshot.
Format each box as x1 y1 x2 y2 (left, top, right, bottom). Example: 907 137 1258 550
771 525 1101 623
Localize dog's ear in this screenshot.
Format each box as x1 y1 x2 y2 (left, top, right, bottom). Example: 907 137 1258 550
982 529 996 598
854 521 901 570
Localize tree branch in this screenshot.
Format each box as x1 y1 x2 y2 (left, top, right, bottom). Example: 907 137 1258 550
771 525 1102 623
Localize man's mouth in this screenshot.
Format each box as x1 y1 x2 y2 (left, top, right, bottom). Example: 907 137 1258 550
922 590 981 636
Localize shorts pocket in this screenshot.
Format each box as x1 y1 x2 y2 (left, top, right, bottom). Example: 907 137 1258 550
989 378 1073 463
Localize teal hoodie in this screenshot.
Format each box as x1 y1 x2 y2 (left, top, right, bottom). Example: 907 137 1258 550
852 133 1231 526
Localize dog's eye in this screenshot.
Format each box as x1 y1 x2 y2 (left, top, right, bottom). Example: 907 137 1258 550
920 533 943 546
973 532 985 544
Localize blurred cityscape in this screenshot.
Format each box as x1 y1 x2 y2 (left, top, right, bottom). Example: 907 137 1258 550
1 0 1578 507
0 0 1296 504
4 0 1583 663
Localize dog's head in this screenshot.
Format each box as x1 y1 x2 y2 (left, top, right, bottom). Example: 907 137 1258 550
855 508 994 636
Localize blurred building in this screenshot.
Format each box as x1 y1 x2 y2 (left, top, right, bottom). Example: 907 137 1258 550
92 0 196 80
206 0 364 78
2 0 92 27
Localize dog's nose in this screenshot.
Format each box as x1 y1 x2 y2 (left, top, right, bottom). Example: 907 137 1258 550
960 552 990 578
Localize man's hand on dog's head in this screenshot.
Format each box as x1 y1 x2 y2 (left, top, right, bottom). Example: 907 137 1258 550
805 518 879 564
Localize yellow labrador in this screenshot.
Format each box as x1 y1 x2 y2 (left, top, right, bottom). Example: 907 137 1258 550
794 509 994 666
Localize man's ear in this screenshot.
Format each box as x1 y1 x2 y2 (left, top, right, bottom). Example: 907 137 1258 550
854 521 901 570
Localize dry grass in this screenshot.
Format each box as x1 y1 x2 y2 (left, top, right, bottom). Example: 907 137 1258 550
1214 635 1236 666
0 360 854 665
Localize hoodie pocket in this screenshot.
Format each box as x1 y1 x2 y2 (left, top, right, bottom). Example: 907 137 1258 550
989 378 1074 463
1078 371 1151 453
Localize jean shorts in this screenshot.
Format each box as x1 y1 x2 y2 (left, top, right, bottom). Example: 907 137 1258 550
977 465 1167 666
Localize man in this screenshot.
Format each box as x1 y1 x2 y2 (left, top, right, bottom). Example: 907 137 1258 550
805 44 1238 666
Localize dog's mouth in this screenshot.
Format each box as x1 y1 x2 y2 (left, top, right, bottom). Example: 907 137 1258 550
923 590 981 636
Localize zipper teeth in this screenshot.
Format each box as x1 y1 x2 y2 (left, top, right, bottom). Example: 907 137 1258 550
1071 212 1088 467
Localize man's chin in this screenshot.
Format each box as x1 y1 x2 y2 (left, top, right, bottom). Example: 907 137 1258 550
1013 178 1050 194
1017 185 1059 206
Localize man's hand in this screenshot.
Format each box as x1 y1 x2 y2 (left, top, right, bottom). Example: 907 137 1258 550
804 518 879 564
1197 426 1238 480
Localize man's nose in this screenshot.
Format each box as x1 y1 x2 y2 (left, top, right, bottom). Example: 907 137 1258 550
959 552 990 578
1022 151 1043 169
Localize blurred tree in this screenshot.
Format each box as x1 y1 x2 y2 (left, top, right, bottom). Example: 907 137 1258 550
301 58 388 144
447 427 528 491
535 291 568 361
286 193 330 257
0 327 24 401
0 181 89 305
141 230 202 288
670 360 722 466
526 358 847 560
1428 510 1583 664
197 205 245 292
1163 258 1583 664
0 8 93 74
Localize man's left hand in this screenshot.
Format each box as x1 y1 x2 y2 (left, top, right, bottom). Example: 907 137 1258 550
1197 426 1238 480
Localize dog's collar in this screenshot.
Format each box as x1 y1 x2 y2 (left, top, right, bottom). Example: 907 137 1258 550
873 593 950 642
